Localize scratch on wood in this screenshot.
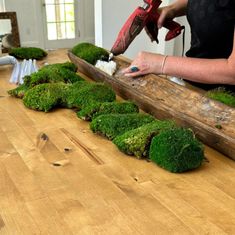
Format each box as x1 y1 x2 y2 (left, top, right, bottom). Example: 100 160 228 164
52 159 70 167
0 215 5 230
64 147 72 152
36 132 49 150
41 133 49 141
60 128 104 165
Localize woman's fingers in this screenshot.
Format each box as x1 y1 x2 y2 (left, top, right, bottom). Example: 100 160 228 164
123 71 142 78
121 65 142 77
158 7 174 28
130 66 139 72
121 51 163 77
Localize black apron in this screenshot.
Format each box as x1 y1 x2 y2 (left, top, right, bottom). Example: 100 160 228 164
185 0 235 92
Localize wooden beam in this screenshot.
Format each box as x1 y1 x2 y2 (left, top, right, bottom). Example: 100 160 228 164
68 51 235 160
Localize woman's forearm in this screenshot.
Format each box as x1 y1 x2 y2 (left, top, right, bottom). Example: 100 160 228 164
169 0 188 17
163 56 235 85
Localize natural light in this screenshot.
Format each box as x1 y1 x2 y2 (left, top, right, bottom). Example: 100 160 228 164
0 0 5 12
45 0 75 40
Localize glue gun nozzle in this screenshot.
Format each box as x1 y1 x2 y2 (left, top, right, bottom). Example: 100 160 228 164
108 53 114 62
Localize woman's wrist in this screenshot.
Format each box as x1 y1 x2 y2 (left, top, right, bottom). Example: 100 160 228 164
170 0 187 17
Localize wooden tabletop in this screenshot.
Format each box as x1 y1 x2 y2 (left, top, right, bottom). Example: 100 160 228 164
0 49 235 235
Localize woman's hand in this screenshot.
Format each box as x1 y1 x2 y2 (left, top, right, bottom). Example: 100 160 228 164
158 0 188 28
157 6 176 29
122 51 166 78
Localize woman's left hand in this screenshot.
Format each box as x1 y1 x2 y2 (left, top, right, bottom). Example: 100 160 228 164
122 51 166 78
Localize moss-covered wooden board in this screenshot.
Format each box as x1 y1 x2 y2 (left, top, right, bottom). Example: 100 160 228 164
68 51 235 160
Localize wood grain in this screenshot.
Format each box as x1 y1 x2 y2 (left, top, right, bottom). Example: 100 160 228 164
68 51 235 161
0 49 235 234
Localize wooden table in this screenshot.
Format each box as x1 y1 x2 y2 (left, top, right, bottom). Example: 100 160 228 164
0 49 235 235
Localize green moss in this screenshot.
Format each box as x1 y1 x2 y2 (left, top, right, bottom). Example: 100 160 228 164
53 61 77 72
77 101 139 121
19 80 115 112
9 47 47 60
113 120 176 158
149 128 204 173
206 87 235 107
24 62 83 87
7 82 30 98
23 83 69 112
8 62 83 98
90 113 155 140
215 124 222 129
71 42 109 65
65 82 116 109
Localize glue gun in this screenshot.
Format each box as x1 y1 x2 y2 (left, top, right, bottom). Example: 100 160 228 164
110 0 184 56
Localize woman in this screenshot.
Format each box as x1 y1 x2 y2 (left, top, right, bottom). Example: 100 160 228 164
122 0 235 91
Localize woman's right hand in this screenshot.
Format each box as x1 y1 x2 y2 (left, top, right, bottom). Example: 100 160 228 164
157 6 176 29
158 0 188 28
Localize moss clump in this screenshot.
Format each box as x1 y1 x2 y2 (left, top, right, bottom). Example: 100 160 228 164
77 101 139 121
149 128 204 173
206 87 235 107
20 80 115 112
65 82 116 109
113 120 176 158
9 47 48 60
23 62 82 87
8 62 83 98
71 42 109 65
52 61 77 72
90 113 155 140
23 83 69 112
7 82 30 98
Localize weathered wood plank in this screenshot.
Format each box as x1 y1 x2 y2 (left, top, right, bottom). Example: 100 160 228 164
68 51 235 160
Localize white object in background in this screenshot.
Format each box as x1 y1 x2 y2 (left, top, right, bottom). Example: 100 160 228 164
0 55 17 65
27 60 33 77
9 60 20 84
168 76 186 86
18 59 27 84
0 42 2 57
20 59 31 84
0 55 19 83
25 59 32 75
32 59 38 73
17 59 38 84
95 60 117 76
0 55 38 84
